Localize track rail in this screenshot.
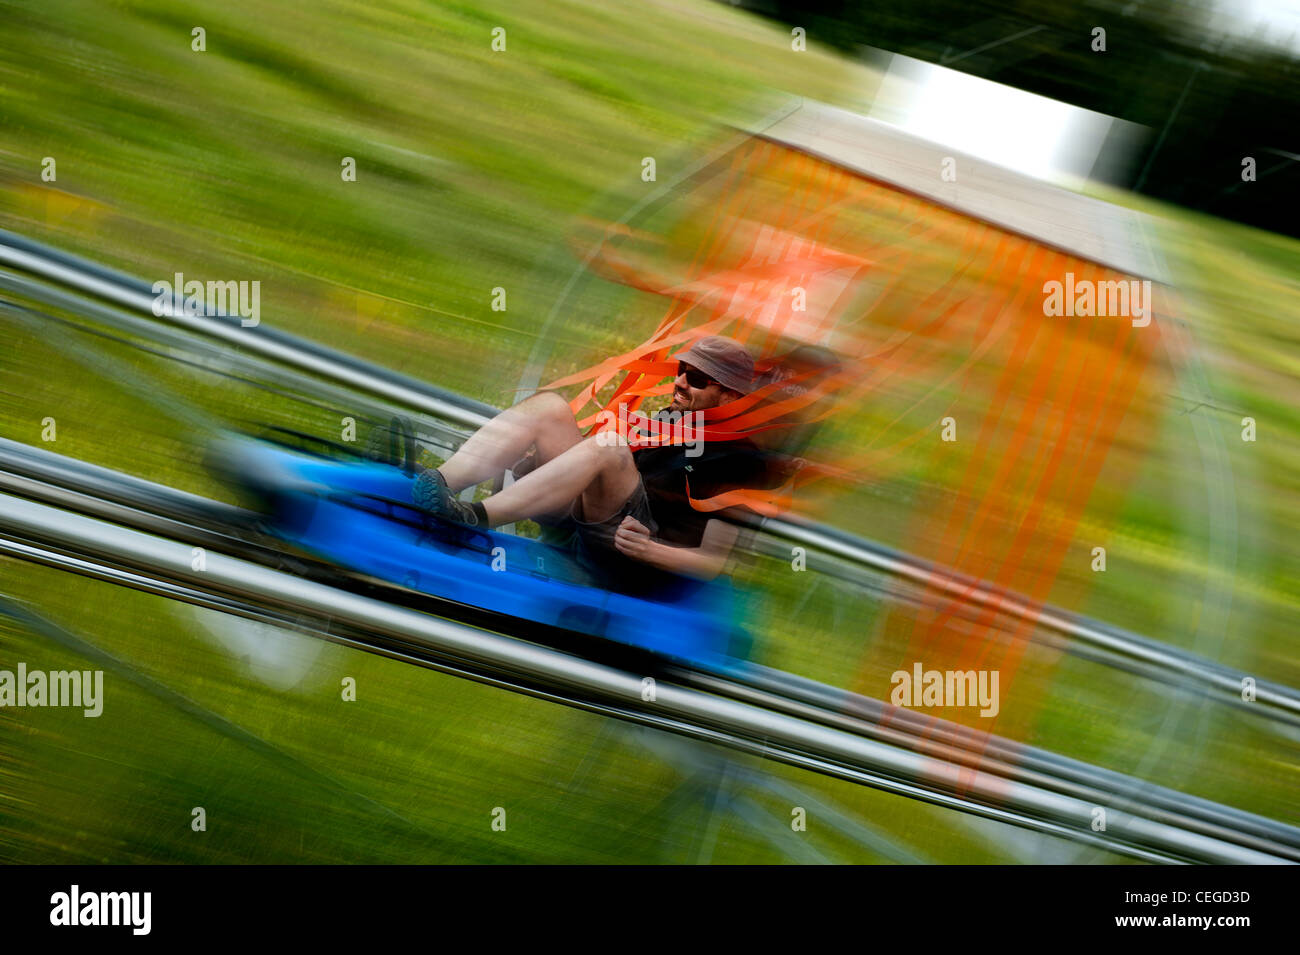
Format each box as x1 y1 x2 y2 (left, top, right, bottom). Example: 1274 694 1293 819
4 436 1298 856
748 516 1300 726
0 228 494 429
1 456 1297 863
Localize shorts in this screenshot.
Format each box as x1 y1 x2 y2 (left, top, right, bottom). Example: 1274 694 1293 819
568 478 675 595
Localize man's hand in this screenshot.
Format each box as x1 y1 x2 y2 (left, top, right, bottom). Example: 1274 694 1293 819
613 515 655 561
613 515 740 581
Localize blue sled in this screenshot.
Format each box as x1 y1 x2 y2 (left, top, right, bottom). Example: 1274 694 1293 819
212 435 753 671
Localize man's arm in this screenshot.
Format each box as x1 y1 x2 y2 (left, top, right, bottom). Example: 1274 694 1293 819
612 515 741 581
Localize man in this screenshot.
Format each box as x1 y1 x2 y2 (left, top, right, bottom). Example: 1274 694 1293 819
414 336 769 592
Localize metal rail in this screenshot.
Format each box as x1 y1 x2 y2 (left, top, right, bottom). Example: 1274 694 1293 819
0 228 496 429
0 489 1293 864
750 515 1300 725
4 436 1298 861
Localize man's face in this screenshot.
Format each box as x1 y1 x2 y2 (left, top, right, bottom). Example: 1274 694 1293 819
669 362 738 413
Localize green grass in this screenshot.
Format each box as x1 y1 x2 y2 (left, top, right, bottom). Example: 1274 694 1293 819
1 0 1297 863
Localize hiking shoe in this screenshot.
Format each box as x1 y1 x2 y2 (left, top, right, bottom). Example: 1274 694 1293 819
413 468 484 527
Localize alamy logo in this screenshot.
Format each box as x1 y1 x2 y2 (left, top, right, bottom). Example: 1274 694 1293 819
890 662 999 717
152 272 260 327
50 885 151 935
1042 272 1152 327
0 663 103 717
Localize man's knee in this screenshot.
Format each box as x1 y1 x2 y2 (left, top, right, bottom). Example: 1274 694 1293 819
523 390 572 420
521 391 577 436
584 430 631 457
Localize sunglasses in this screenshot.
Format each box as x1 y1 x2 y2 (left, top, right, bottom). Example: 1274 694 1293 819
677 362 717 390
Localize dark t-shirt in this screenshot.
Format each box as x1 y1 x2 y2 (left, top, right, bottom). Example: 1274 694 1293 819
634 432 770 547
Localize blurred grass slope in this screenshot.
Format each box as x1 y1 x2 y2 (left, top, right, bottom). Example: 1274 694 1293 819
0 0 875 401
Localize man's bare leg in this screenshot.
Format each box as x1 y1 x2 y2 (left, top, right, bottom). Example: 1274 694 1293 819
438 391 582 493
480 435 640 527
